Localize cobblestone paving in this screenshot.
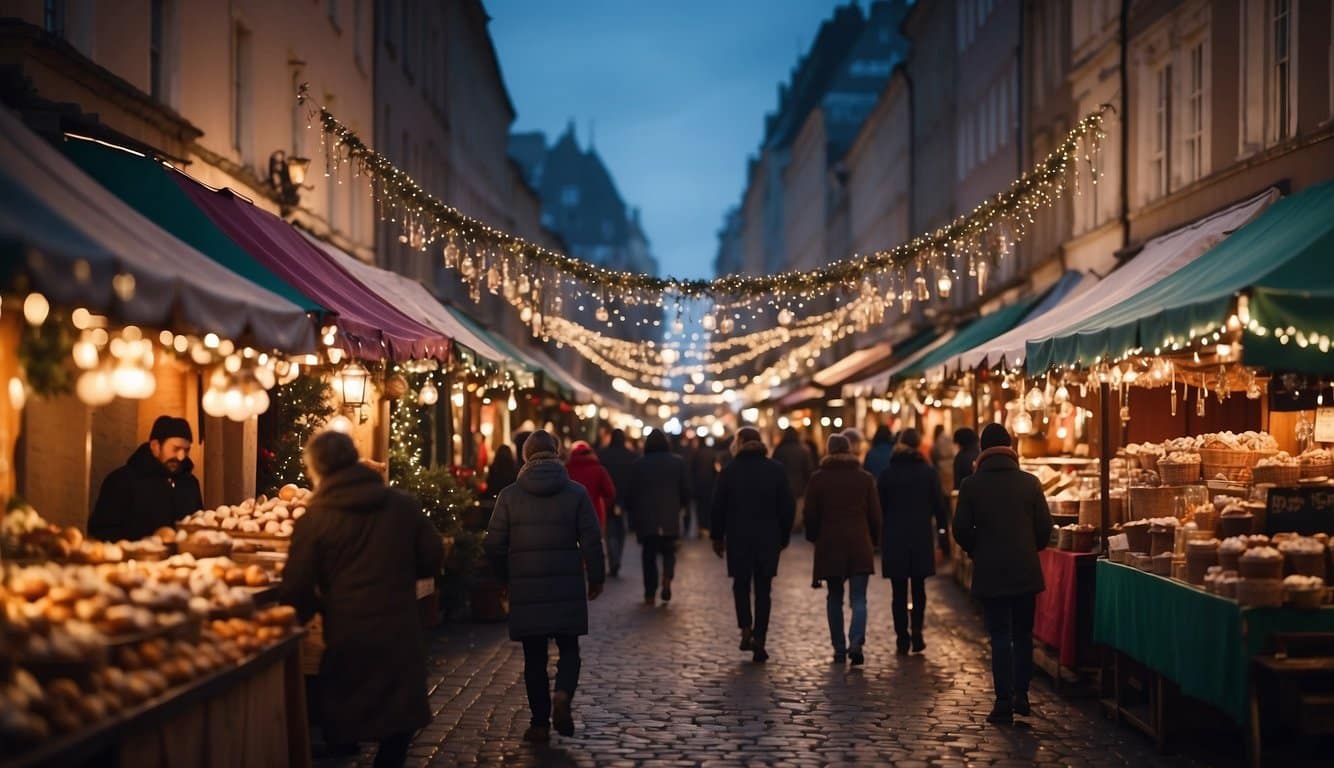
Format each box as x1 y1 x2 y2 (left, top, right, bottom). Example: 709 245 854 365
324 538 1225 767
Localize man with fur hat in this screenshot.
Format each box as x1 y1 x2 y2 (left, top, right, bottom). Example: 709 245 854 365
953 423 1053 724
90 415 203 541
485 430 606 742
710 427 795 663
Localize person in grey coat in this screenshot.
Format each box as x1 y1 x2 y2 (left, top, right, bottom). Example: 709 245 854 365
626 429 691 605
485 430 606 743
953 423 1053 725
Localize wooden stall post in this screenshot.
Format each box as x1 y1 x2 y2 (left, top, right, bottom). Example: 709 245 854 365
1100 381 1112 554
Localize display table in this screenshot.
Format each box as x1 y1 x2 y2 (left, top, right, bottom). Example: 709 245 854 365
1094 561 1334 732
1034 549 1097 669
5 633 310 768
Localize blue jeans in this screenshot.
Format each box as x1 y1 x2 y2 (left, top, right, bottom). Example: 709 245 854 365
826 574 869 654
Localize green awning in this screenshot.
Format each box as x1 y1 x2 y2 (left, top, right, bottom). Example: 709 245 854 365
895 295 1044 383
440 305 547 394
1026 182 1334 375
60 138 326 314
838 326 944 398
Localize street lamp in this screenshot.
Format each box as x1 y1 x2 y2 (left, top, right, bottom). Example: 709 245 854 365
268 150 311 215
337 363 369 409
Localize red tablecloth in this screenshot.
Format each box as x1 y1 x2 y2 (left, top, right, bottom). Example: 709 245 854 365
1033 549 1097 667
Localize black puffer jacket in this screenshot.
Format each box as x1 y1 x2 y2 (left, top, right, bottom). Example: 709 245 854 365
597 442 639 510
710 442 795 578
485 455 606 640
626 433 690 538
878 449 948 580
89 443 203 541
953 447 1053 598
280 464 444 742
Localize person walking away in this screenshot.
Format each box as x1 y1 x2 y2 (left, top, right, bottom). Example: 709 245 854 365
952 428 980 490
677 434 700 537
711 427 795 663
862 426 895 481
952 424 1052 724
597 429 638 578
877 429 948 655
90 416 203 541
565 441 615 532
773 427 814 534
626 430 690 605
485 444 519 498
841 428 865 461
281 430 444 767
689 437 718 539
485 430 605 741
804 434 881 665
930 424 956 493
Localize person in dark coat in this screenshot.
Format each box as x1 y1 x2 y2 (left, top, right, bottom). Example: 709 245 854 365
565 441 615 531
773 427 815 532
597 429 638 578
877 428 948 655
626 430 690 605
281 430 444 768
485 444 518 498
710 427 795 663
485 430 605 742
953 423 1053 724
952 427 981 491
693 437 720 538
862 425 895 480
90 416 203 541
804 433 882 665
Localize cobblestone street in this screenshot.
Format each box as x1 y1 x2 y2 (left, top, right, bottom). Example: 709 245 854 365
323 538 1228 767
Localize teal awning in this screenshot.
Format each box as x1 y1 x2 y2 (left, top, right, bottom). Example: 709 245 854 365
61 138 325 314
440 305 546 393
1025 183 1334 375
838 326 945 398
896 295 1044 383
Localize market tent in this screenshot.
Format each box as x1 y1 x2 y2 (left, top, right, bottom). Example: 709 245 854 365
61 137 324 315
905 295 1046 383
1026 184 1332 375
296 230 509 367
0 108 318 352
521 344 597 404
839 327 947 398
960 189 1278 375
171 171 451 362
812 342 894 388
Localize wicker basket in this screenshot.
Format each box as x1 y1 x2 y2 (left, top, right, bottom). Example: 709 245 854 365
1300 462 1333 480
1252 464 1300 486
1123 523 1152 554
1218 514 1255 539
1132 553 1154 571
1152 553 1175 576
178 540 231 559
1137 454 1162 472
1057 528 1074 550
1219 550 1243 572
1072 529 1097 553
1285 587 1328 609
1237 578 1284 608
1159 462 1201 486
1128 486 1177 521
1186 546 1219 585
1285 550 1328 579
1200 447 1274 483
1239 556 1284 580
1150 527 1177 557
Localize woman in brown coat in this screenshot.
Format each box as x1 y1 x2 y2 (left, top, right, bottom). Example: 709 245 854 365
804 433 882 665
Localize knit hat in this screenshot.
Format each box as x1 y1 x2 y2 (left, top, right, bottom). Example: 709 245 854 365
149 416 193 443
523 429 560 460
737 426 762 444
953 427 978 447
841 428 864 449
898 428 921 449
826 433 851 455
980 423 1012 450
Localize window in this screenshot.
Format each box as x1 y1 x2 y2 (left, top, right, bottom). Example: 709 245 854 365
1150 64 1172 199
1183 43 1205 184
561 185 580 207
231 23 253 160
1272 0 1292 141
43 0 65 37
150 0 165 100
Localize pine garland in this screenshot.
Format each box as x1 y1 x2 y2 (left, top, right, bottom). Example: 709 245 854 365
257 374 335 494
388 377 474 535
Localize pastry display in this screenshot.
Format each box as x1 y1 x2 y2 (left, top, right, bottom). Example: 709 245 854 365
179 488 311 537
1239 546 1284 580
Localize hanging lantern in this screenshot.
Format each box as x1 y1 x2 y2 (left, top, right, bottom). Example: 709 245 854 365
719 314 735 334
671 317 685 335
338 363 370 408
595 305 610 323
936 273 953 299
1025 385 1047 412
1012 409 1034 435
976 260 990 294
913 275 930 301
777 308 794 327
418 380 439 406
701 314 716 331
507 391 518 411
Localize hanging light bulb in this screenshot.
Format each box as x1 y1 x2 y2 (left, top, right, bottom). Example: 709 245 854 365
701 314 717 331
1012 410 1034 435
418 381 439 405
22 293 49 326
451 387 465 409
76 369 116 407
328 414 354 433
72 340 100 370
1053 384 1070 404
507 391 518 411
936 273 953 299
201 386 226 417
777 308 794 326
595 305 610 323
914 275 930 301
719 314 735 334
223 387 249 421
671 317 685 335
517 274 531 295
976 260 990 294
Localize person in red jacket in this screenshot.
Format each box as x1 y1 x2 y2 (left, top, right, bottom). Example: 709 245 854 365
565 441 616 531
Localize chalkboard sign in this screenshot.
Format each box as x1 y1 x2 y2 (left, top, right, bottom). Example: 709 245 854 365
1266 485 1334 535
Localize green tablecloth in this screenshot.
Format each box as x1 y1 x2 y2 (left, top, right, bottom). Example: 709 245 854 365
1093 560 1334 725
